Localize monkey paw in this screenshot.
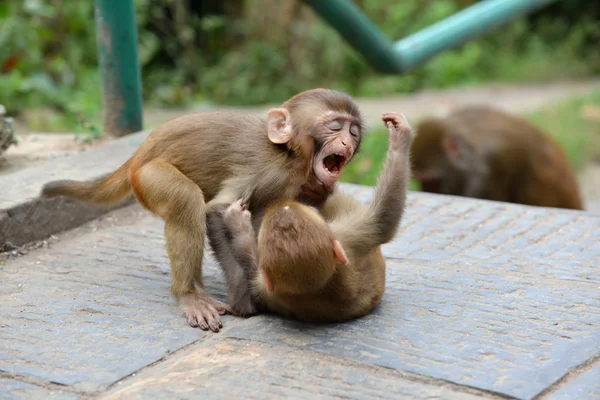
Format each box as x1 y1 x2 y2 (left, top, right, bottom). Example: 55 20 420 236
180 292 231 333
382 112 413 151
230 295 259 317
224 199 253 234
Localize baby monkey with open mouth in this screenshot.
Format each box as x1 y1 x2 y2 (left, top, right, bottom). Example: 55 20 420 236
223 112 413 323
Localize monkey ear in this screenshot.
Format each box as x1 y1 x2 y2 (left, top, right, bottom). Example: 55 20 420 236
333 240 349 265
261 270 275 293
267 108 293 144
443 135 474 171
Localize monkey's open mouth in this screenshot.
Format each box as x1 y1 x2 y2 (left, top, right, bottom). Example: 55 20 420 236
323 153 346 176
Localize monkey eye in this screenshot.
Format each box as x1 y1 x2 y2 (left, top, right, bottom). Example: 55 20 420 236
327 120 342 131
350 124 360 137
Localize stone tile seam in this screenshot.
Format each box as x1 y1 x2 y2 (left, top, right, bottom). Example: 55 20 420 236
0 370 80 396
99 338 206 395
532 351 600 399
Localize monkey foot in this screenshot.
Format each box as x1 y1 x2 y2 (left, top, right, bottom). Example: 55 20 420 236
230 292 259 317
179 292 231 333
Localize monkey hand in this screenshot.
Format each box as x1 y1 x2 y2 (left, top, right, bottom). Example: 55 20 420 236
224 199 253 236
297 175 333 208
382 112 413 151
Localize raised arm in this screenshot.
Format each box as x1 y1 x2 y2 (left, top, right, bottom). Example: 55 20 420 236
330 112 414 256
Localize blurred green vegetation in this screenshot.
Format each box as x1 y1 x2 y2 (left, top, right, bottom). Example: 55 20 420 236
1 0 599 132
526 90 600 170
340 90 600 186
1 0 599 184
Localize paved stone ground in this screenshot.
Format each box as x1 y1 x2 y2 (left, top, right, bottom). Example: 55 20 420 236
1 184 599 400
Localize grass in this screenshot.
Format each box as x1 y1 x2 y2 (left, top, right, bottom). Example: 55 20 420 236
340 90 600 187
340 128 421 190
525 90 600 170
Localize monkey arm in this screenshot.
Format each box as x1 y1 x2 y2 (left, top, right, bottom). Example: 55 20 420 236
229 228 260 284
207 206 258 316
331 114 413 257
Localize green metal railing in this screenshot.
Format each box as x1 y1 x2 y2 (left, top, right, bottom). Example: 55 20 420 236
94 0 143 137
302 0 560 73
93 0 561 136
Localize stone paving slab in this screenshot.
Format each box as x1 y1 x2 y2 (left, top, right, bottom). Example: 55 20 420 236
99 339 485 400
0 206 230 393
1 185 599 399
546 363 600 400
0 378 78 400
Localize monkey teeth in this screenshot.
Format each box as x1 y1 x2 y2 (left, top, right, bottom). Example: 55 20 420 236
323 153 346 176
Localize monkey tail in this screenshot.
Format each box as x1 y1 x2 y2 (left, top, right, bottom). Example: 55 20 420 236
42 159 133 204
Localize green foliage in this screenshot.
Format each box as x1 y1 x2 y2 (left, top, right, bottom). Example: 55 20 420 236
341 128 389 186
340 126 421 189
0 1 101 135
1 0 599 133
525 91 600 170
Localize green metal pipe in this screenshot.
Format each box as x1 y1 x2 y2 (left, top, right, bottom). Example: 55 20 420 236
395 0 560 70
94 0 143 136
303 0 561 73
302 0 404 73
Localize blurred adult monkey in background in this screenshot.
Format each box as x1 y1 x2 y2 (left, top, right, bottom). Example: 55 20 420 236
222 112 413 323
411 106 583 210
41 89 365 332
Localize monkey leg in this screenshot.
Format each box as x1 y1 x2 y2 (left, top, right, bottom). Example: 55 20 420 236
207 207 258 317
133 159 230 332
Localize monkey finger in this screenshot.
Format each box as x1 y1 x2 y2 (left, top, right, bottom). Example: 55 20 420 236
207 318 221 333
197 316 210 331
187 315 198 327
187 313 205 329
202 305 222 332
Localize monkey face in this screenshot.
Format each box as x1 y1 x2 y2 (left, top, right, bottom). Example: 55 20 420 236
279 89 364 190
312 112 362 188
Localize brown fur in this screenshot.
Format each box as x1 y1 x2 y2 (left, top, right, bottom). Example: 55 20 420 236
412 106 583 210
41 88 365 332
223 112 413 323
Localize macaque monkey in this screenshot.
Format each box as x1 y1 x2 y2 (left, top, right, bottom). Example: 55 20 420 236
41 89 365 332
411 106 583 210
222 113 413 323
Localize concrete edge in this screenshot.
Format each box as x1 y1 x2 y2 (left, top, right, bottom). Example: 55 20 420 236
0 129 151 248
1 195 136 250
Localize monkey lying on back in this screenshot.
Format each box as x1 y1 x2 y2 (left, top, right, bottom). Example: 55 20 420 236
411 105 583 210
222 112 413 322
41 89 365 332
